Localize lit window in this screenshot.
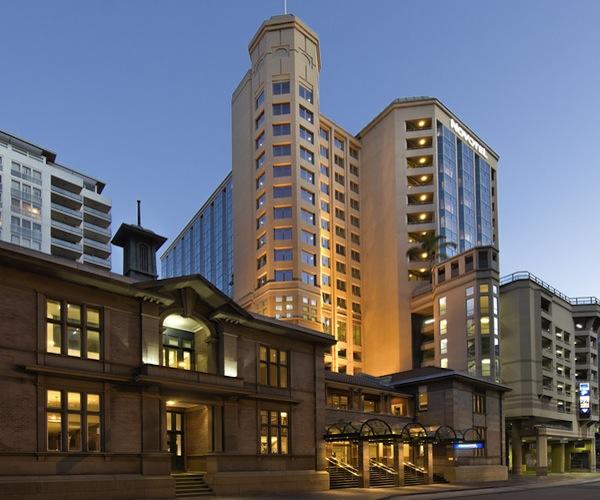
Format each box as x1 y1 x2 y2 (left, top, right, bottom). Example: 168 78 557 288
259 409 289 455
46 300 101 360
299 105 313 123
439 297 447 316
259 346 289 388
440 319 447 336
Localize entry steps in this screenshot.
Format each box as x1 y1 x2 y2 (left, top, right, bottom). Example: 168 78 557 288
327 456 360 489
172 472 213 497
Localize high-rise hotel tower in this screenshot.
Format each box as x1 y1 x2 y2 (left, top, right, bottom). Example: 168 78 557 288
162 14 500 379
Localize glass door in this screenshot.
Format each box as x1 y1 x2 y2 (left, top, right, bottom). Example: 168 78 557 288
167 410 184 471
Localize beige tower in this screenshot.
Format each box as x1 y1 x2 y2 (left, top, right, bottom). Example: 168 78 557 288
232 15 363 374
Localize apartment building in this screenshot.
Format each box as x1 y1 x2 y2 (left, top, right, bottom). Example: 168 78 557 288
162 14 499 377
500 272 599 474
161 173 233 295
0 129 112 269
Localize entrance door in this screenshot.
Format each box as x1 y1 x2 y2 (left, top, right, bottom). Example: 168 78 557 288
167 410 184 471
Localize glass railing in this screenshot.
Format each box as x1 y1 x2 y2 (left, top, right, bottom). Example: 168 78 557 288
83 254 111 268
84 205 111 221
51 202 82 219
51 184 83 202
51 220 83 235
84 239 110 252
11 188 42 206
11 224 42 242
51 237 82 252
84 222 111 236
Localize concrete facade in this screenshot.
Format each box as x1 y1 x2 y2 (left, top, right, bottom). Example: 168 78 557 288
0 129 112 270
0 240 334 499
500 272 599 475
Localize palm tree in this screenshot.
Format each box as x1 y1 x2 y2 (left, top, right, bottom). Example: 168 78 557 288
406 233 457 282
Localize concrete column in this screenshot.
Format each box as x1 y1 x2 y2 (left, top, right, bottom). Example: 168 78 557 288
393 442 404 486
536 428 548 476
589 437 596 472
424 443 434 484
551 442 565 473
358 441 370 488
511 424 523 475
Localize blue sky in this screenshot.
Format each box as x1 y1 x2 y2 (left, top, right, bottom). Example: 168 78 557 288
1 0 599 297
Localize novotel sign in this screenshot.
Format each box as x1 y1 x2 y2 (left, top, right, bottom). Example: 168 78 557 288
450 119 488 159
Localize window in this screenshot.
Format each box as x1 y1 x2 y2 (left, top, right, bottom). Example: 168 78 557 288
440 319 447 335
351 267 361 279
350 198 360 211
353 323 362 345
259 409 288 455
321 237 330 249
320 164 330 177
259 345 288 388
300 146 314 164
255 111 265 130
321 218 330 231
440 337 448 355
272 80 290 94
273 164 292 177
257 275 267 288
473 391 486 414
334 172 345 185
46 389 101 452
272 102 290 115
350 215 360 228
322 274 331 286
336 261 346 273
418 385 428 411
300 126 314 143
336 321 347 341
319 145 329 159
273 185 292 198
299 84 313 103
46 300 101 360
256 193 266 209
350 181 359 194
334 155 344 168
351 233 360 245
257 214 266 229
300 167 315 184
273 123 291 136
273 144 291 157
352 285 361 297
362 395 379 413
466 298 475 317
274 269 292 281
256 153 265 170
274 206 292 219
300 209 315 225
301 188 315 205
320 182 329 195
335 208 345 221
335 190 345 203
301 230 316 245
320 127 329 140
439 296 447 316
337 297 347 309
350 164 359 177
274 227 293 240
351 250 360 262
299 105 313 123
274 248 293 261
301 271 316 285
335 243 346 256
255 131 265 150
336 279 346 291
327 391 349 410
257 233 266 249
321 255 330 268
255 90 264 110
349 147 359 160
257 254 267 269
320 201 330 213
256 173 265 189
334 137 345 150
301 250 316 266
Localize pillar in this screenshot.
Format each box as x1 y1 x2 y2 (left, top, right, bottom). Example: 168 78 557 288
358 441 370 488
511 423 522 475
536 428 548 476
424 442 434 484
550 442 565 473
393 442 404 486
589 437 596 472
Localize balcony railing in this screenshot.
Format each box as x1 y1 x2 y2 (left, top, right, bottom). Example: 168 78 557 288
51 220 83 236
51 202 82 219
84 222 111 237
11 224 42 242
11 188 42 206
84 205 111 221
84 239 111 252
11 169 42 185
51 184 83 203
51 237 82 253
501 271 600 306
83 254 111 268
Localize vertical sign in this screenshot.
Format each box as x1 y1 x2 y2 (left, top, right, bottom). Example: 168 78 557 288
579 382 590 419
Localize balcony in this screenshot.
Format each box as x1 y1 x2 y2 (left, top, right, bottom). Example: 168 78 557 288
84 205 111 228
11 224 42 242
51 237 82 260
83 221 111 242
51 202 82 223
83 254 111 269
11 188 42 207
84 238 111 259
51 184 83 204
51 220 83 243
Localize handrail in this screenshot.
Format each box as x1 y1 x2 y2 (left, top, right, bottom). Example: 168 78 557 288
326 456 360 476
404 461 426 474
501 271 600 306
369 458 398 475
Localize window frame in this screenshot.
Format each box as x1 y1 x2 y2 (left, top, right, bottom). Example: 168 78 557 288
259 409 289 455
258 345 289 388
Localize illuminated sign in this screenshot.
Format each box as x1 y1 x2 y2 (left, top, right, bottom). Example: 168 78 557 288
450 119 488 159
453 441 484 450
579 382 590 419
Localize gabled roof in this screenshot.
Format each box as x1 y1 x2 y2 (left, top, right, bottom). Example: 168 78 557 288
325 371 412 397
383 367 511 392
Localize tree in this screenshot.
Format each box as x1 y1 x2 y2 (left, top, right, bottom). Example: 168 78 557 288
406 234 457 282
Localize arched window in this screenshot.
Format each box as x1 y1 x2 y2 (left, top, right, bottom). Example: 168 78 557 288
161 314 212 372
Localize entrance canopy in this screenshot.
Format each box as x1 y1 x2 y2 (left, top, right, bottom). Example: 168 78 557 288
324 419 475 445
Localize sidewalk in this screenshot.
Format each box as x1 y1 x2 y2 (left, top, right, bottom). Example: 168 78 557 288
212 473 600 499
